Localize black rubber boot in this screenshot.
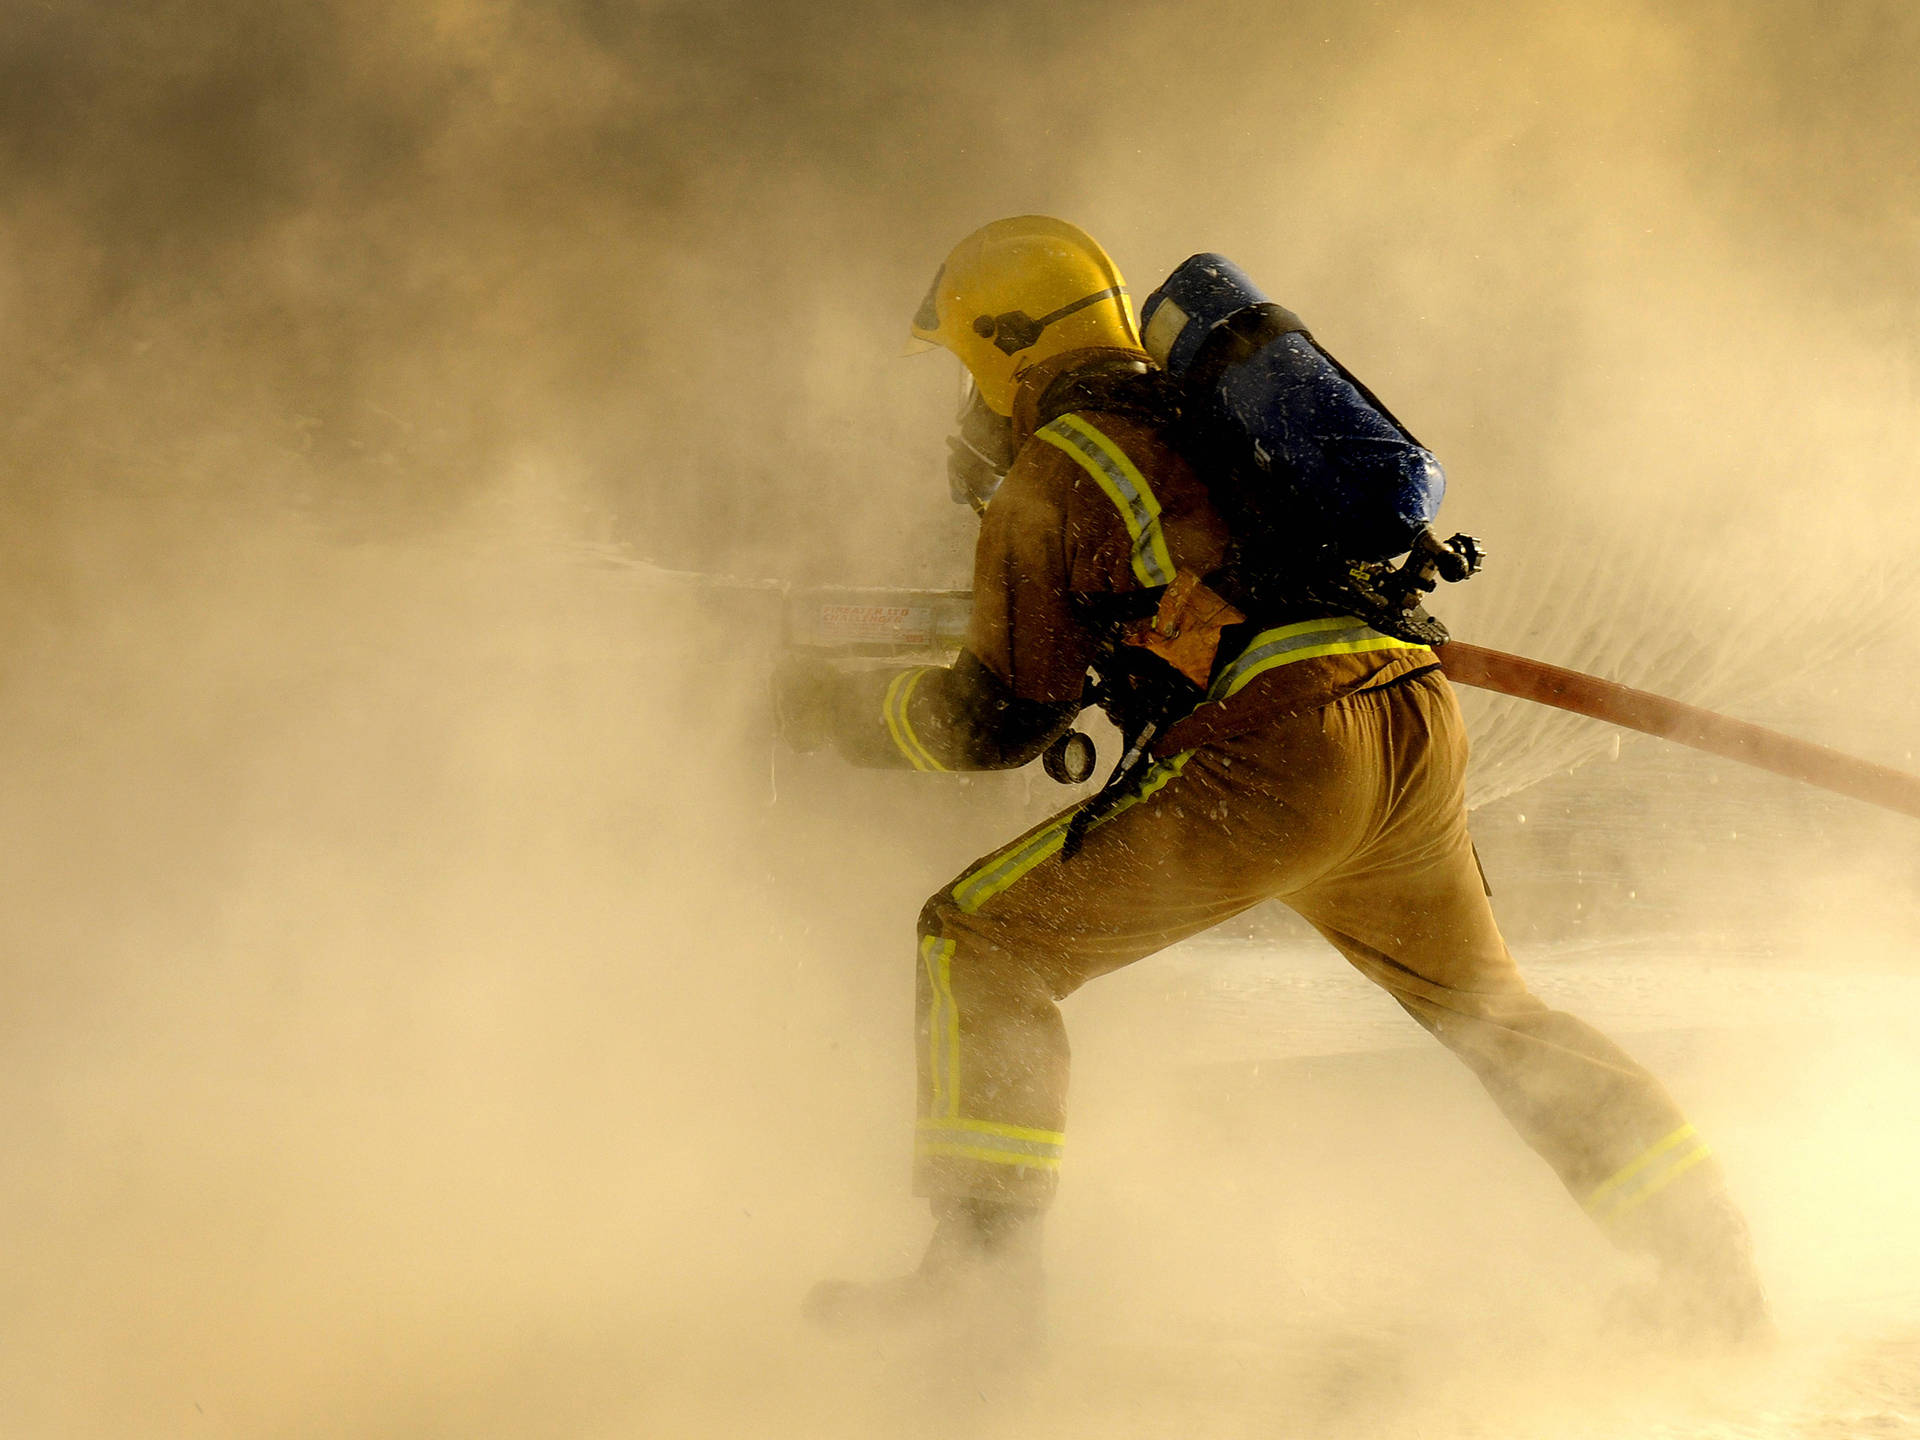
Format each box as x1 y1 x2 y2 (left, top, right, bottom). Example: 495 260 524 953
1609 1187 1775 1353
803 1198 1046 1356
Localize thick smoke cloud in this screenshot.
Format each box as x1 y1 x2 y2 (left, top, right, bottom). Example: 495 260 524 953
3 2 1918 1435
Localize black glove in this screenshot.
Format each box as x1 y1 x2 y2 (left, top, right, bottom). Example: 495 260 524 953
772 657 842 753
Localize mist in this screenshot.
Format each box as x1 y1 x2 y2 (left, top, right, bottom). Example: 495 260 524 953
4 1 1918 1434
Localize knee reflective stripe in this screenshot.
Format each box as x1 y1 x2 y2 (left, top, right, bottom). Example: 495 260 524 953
950 751 1194 913
921 935 961 1116
1210 617 1428 701
915 1117 1064 1171
1035 414 1175 588
1586 1124 1715 1225
884 667 946 771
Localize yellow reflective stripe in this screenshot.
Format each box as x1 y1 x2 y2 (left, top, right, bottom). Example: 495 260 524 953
913 1141 1062 1171
1588 1125 1698 1208
1606 1144 1713 1220
883 667 945 771
1036 414 1176 587
920 936 960 1117
951 815 1075 915
1209 617 1426 701
1586 1124 1715 1223
915 1118 1065 1170
1225 634 1424 692
950 751 1194 913
916 1117 1064 1146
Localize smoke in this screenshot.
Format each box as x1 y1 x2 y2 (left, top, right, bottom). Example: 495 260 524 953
3 0 1919 1434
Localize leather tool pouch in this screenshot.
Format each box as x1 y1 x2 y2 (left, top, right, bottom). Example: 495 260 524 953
1125 571 1245 688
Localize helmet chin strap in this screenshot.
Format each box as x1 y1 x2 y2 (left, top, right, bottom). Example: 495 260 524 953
976 286 1126 356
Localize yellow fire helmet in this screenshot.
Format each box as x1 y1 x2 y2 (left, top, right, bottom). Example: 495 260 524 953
909 216 1142 416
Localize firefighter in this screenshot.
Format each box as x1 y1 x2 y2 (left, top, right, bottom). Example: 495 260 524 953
780 216 1769 1350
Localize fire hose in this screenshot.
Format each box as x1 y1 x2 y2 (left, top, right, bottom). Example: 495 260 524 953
1437 641 1920 822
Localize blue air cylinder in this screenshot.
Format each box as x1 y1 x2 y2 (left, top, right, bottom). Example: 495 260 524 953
1140 254 1445 562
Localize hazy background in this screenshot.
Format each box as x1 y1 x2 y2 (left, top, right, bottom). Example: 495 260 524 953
3 1 1918 1435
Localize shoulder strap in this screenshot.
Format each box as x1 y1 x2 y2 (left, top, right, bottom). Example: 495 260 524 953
1032 356 1180 432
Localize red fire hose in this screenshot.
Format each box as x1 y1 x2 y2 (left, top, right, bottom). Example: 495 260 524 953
1437 641 1920 822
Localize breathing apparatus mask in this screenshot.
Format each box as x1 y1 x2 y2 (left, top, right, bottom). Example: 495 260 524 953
947 372 1015 514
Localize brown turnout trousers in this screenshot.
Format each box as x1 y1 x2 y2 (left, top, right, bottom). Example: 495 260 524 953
913 669 1752 1276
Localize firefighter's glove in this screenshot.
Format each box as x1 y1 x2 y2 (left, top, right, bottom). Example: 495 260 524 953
773 656 842 753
